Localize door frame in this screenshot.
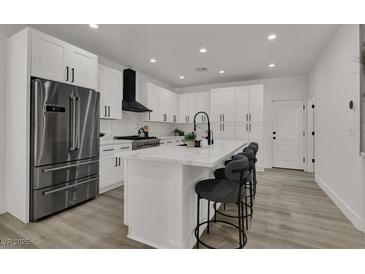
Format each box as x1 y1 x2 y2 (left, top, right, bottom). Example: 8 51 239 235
270 99 305 170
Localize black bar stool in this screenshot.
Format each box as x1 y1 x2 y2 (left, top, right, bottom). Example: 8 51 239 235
214 149 255 229
247 143 259 197
194 155 249 249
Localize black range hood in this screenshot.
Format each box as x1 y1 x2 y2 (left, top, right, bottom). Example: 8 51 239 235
122 69 152 112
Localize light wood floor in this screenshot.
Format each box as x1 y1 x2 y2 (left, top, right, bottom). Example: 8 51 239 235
1 168 365 249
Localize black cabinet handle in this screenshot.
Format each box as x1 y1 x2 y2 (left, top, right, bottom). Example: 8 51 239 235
108 106 110 117
66 66 69 81
104 106 107 117
119 157 121 166
71 68 75 82
115 157 118 167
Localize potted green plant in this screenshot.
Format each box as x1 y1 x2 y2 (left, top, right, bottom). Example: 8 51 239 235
173 128 181 136
184 131 197 147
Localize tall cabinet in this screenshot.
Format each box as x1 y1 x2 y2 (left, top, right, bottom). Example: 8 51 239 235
211 84 264 168
98 64 123 119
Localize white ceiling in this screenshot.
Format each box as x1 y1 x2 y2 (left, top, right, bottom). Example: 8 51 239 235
1 24 339 88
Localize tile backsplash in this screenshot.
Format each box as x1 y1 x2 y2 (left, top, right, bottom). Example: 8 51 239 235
100 111 177 138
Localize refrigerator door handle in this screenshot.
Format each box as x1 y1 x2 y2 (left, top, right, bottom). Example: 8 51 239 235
43 176 98 196
75 96 80 150
69 96 77 151
43 159 99 173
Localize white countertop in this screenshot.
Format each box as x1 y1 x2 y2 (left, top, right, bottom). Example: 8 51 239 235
123 140 247 168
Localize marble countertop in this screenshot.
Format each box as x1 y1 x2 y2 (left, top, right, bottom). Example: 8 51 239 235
123 140 247 168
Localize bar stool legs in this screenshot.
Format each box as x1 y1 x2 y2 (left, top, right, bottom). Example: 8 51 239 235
195 201 247 249
196 195 200 249
207 200 210 234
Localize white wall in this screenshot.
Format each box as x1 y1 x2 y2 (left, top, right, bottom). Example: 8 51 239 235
0 30 7 214
175 75 308 169
99 57 176 138
308 25 365 231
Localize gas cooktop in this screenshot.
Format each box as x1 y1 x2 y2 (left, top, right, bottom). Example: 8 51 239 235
114 135 158 141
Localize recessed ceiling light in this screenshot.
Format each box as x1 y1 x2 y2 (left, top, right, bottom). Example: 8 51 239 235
268 63 276 68
219 70 225 74
150 58 157 63
179 76 185 79
89 24 99 29
267 33 277 40
199 48 207 53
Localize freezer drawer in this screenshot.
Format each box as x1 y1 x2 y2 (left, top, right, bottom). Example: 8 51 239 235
32 158 99 190
31 176 98 221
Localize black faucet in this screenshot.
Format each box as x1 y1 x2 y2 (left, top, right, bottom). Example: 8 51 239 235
193 111 214 145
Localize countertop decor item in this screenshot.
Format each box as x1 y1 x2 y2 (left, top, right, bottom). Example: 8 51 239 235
173 128 184 136
184 131 197 147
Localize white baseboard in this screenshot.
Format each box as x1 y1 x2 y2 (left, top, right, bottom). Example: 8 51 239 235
99 181 123 195
315 174 364 232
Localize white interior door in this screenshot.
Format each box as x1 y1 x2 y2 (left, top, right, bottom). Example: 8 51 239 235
272 100 304 170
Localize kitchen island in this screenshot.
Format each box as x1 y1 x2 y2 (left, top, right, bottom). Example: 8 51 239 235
123 140 247 248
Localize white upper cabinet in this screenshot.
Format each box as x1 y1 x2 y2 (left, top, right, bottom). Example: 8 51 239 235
159 87 171 122
98 64 123 119
31 29 98 90
234 84 264 124
69 46 98 90
210 87 236 123
235 86 250 123
178 93 196 123
248 85 264 123
195 91 210 123
31 29 69 83
146 83 177 123
146 83 161 122
168 91 178 123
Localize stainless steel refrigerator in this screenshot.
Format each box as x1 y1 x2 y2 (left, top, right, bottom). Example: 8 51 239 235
30 78 100 221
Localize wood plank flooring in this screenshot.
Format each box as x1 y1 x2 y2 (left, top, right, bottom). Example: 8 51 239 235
1 168 365 248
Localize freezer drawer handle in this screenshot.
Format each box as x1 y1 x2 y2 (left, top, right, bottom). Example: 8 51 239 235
43 159 99 173
43 177 98 196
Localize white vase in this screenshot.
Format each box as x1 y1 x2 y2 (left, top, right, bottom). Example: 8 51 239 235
187 140 195 147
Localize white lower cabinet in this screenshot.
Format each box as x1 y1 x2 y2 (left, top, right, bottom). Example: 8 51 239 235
99 143 132 194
